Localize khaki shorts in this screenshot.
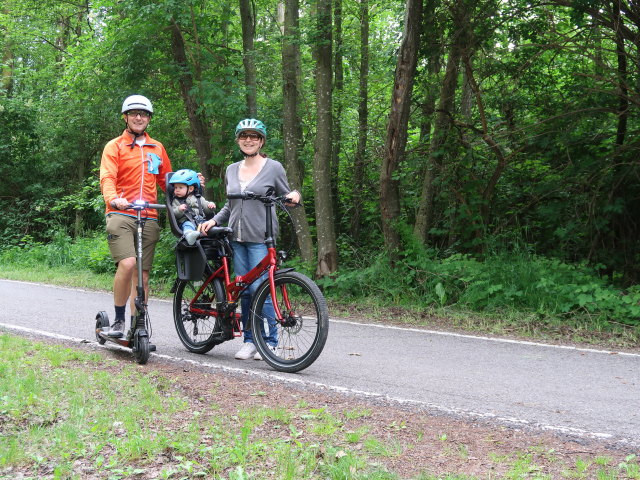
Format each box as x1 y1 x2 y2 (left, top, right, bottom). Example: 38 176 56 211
106 214 160 271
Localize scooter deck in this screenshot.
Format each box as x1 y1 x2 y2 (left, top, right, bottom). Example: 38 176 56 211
95 328 156 351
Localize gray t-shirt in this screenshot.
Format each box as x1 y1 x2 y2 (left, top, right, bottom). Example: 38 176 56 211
212 157 294 243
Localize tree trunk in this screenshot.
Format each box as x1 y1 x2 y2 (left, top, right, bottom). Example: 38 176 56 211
1 5 12 95
331 0 343 227
350 0 369 242
612 0 628 147
239 0 258 117
282 0 314 264
463 54 508 233
313 0 338 277
379 0 422 260
413 8 464 243
169 20 215 198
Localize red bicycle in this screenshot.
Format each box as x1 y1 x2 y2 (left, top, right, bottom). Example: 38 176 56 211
170 190 329 372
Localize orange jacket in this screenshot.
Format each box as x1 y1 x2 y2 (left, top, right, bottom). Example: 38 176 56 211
100 130 172 220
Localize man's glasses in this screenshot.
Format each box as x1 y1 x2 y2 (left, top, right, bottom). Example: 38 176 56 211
126 110 151 118
238 132 262 140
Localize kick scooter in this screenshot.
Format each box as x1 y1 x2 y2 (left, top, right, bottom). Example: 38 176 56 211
95 200 166 365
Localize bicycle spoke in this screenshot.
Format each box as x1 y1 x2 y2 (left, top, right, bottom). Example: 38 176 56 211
174 278 225 354
251 272 328 372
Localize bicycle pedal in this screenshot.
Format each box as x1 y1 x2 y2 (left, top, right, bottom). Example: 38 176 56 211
150 344 156 352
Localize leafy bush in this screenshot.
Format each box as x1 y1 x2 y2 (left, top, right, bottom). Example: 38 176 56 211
4 228 640 326
150 229 180 285
318 248 640 326
73 234 116 274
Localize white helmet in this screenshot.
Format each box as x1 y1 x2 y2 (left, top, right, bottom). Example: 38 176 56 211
121 95 153 114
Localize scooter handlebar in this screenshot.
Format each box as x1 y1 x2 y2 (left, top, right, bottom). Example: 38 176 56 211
110 200 166 211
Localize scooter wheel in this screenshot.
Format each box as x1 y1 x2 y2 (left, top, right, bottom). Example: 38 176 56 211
134 335 150 364
95 311 110 345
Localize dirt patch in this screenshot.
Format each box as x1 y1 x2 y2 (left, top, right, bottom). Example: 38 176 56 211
5 332 637 480
152 357 638 478
3 325 639 480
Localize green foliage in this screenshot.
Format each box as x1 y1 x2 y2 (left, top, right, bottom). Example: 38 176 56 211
151 228 180 281
4 0 640 323
0 230 115 274
318 246 640 326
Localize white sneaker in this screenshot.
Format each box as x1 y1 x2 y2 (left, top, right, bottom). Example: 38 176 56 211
254 344 277 361
235 342 257 360
184 230 201 245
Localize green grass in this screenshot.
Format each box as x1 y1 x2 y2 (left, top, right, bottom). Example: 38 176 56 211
3 261 639 350
1 333 638 479
2 231 640 349
0 263 172 299
0 333 397 479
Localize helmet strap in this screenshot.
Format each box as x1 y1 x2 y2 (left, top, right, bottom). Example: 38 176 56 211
240 148 260 158
124 117 146 148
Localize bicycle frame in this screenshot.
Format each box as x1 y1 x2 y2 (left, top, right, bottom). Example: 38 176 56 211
186 194 288 331
172 190 329 372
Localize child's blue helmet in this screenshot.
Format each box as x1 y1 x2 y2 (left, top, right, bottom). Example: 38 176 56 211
169 169 199 186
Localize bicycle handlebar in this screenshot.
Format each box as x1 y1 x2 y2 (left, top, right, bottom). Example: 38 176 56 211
227 191 300 206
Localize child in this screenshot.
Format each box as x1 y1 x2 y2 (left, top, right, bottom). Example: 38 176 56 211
169 169 216 245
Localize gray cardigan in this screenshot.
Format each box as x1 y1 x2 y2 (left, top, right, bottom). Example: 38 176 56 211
212 157 295 243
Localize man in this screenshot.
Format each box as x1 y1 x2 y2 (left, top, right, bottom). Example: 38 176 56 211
99 95 172 338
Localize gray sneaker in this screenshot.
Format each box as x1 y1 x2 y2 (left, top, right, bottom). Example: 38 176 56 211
107 319 125 338
184 230 201 245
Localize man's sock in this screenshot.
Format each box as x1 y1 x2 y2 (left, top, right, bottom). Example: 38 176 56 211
114 305 126 322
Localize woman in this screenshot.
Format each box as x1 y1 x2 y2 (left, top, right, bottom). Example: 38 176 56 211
200 118 301 360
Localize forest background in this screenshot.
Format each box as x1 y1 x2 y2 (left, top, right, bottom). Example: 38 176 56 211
2 0 640 331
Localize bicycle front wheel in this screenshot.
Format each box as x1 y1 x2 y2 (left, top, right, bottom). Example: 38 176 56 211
173 276 226 354
250 271 329 372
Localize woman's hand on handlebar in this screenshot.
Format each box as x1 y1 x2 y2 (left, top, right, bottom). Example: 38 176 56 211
199 218 217 234
111 198 130 210
284 190 301 206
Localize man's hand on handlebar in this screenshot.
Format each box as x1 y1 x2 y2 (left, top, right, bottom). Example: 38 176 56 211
111 198 130 210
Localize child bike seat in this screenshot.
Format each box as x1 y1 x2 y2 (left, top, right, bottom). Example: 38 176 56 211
165 171 214 239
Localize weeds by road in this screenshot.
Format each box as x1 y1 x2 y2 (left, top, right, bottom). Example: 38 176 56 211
2 264 639 351
1 333 638 479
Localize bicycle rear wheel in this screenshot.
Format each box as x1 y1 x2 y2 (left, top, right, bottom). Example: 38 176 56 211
250 271 329 372
173 276 226 354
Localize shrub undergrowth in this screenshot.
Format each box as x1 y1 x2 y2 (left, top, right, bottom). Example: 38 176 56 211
2 231 639 328
317 249 640 327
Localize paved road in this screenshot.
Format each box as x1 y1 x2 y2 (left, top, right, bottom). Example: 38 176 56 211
1 279 639 447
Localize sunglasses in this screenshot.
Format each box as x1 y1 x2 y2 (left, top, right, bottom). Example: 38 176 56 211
238 132 262 140
126 110 151 118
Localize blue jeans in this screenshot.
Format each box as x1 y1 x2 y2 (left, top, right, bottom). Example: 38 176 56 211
232 241 277 346
181 220 196 232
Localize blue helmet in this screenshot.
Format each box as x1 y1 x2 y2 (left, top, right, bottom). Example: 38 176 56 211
235 118 267 139
169 169 199 186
